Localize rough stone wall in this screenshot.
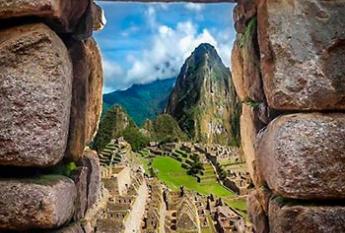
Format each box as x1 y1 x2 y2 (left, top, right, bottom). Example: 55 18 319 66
0 0 105 232
232 0 345 233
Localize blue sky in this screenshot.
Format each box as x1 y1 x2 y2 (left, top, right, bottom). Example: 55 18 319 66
94 2 235 93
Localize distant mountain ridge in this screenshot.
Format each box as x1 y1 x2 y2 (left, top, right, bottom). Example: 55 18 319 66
103 77 176 126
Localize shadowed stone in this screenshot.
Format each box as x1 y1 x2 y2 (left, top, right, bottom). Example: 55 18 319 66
85 38 103 144
258 0 345 110
0 0 91 34
231 19 264 102
71 167 88 221
0 175 76 231
65 38 103 161
240 104 265 186
257 113 345 200
269 197 345 233
0 23 72 167
50 223 85 233
65 39 90 162
247 190 269 233
79 148 101 209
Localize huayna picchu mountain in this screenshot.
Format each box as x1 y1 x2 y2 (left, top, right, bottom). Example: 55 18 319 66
166 43 241 146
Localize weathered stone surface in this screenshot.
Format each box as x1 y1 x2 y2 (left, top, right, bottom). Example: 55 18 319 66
92 2 107 31
0 175 76 231
247 190 269 233
79 148 101 209
258 0 345 110
0 23 72 167
71 167 88 221
231 19 264 102
0 0 91 34
51 223 85 233
269 197 345 233
65 38 103 161
257 113 345 199
85 38 103 144
65 40 90 162
233 0 257 33
240 104 265 186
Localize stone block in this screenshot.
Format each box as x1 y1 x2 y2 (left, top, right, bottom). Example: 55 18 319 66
65 38 103 161
0 175 76 231
258 0 345 110
247 190 269 233
92 2 106 31
50 223 85 233
79 148 101 209
269 197 345 233
240 104 266 186
0 23 72 167
85 38 103 144
71 167 88 221
0 0 91 35
257 113 345 199
233 0 257 33
231 19 264 102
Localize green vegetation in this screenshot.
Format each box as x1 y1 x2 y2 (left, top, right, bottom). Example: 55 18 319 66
149 114 188 143
50 162 78 177
92 105 136 152
244 98 262 109
122 127 150 152
151 156 234 197
103 78 176 126
239 17 257 48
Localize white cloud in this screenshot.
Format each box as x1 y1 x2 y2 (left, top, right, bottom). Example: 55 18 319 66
185 3 205 12
102 5 232 93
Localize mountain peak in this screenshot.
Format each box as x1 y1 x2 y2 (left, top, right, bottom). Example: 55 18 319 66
189 43 223 68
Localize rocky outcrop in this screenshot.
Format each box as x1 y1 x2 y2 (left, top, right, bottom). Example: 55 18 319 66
257 0 345 110
0 175 77 231
257 113 345 200
166 43 240 145
0 23 72 167
269 197 345 233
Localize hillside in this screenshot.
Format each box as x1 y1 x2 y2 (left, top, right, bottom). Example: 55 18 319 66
166 43 241 146
103 78 176 126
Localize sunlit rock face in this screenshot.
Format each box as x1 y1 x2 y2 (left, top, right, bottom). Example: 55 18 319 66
166 43 241 146
0 23 72 167
257 113 345 200
258 0 345 110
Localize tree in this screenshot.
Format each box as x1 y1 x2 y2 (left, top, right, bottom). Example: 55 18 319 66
122 127 150 152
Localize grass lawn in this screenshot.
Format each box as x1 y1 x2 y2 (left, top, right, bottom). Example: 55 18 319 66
151 156 235 198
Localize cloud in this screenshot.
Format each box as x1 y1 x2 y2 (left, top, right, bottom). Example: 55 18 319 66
102 59 126 93
185 3 205 12
101 4 233 93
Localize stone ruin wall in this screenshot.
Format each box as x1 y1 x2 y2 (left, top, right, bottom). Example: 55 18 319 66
0 0 344 232
0 0 105 232
232 0 345 233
